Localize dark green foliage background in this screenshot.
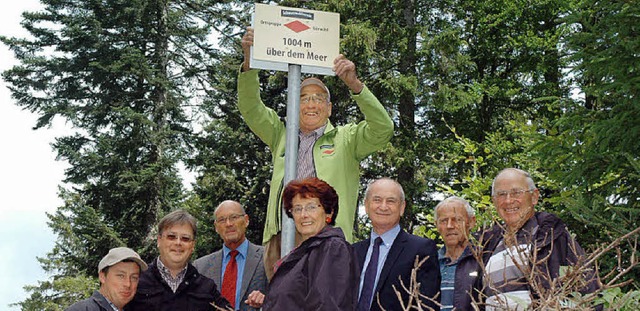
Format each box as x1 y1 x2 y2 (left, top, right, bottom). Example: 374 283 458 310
2 0 638 309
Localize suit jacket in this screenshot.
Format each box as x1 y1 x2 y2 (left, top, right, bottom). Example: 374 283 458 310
193 241 268 311
354 229 441 311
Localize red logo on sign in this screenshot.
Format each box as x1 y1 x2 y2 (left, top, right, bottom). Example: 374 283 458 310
285 21 310 33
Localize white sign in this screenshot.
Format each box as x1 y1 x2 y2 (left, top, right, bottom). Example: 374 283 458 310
251 3 340 75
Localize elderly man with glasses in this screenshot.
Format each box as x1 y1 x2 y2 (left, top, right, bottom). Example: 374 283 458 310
238 27 394 279
480 168 600 311
194 200 268 311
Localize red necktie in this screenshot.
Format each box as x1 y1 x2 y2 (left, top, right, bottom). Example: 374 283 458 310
222 250 238 308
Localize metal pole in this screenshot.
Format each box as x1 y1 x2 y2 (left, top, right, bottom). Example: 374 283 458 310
281 64 301 257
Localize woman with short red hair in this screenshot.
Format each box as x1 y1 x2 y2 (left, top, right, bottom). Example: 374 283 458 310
262 177 359 311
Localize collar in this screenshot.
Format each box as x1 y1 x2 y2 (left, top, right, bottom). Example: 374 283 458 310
371 224 401 248
223 239 249 259
95 290 121 311
299 123 327 138
156 257 188 277
515 214 539 242
438 244 473 264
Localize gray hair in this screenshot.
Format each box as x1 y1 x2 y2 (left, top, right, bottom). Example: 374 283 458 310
433 196 475 221
491 168 536 196
364 178 405 202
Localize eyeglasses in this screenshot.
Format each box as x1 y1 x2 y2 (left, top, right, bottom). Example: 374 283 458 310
162 233 194 243
291 204 321 215
300 93 328 105
493 189 534 201
215 214 245 224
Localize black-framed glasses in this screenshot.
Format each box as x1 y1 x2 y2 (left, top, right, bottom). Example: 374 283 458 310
291 204 321 215
493 189 534 201
162 233 194 243
215 214 245 224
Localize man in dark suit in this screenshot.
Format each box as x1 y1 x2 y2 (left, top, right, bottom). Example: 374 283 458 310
194 200 268 310
354 178 441 311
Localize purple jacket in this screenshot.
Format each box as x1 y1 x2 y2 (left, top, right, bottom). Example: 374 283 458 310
262 226 359 311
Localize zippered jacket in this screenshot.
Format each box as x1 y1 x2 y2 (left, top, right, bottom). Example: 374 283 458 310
481 212 600 306
237 69 394 244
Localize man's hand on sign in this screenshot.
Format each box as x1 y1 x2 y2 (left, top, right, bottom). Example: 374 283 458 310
241 27 254 72
333 54 364 94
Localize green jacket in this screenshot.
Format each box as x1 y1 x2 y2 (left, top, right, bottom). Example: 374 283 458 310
237 69 393 244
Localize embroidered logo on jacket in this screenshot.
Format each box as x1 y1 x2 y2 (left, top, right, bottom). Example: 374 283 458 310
319 144 335 156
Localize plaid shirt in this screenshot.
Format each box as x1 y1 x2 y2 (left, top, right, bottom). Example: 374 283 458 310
157 257 187 293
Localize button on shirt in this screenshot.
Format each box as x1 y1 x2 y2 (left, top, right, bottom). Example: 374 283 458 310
221 239 249 309
438 247 459 311
358 224 401 302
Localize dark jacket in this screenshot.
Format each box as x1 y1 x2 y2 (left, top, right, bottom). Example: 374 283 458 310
439 245 483 310
262 226 359 311
125 259 230 311
354 229 441 311
481 211 600 304
65 291 112 311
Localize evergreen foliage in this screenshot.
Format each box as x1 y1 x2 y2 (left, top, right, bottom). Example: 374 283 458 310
2 0 638 308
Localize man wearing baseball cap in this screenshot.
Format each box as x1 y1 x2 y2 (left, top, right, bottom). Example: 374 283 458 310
239 27 394 279
66 247 148 311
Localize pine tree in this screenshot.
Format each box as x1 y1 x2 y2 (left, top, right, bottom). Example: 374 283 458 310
1 0 232 308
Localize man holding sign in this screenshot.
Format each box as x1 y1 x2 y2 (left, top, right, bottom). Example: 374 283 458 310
238 27 394 278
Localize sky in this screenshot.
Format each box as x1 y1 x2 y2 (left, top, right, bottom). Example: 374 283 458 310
0 0 70 309
0 2 200 309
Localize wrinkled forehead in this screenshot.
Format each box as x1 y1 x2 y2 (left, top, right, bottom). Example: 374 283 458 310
493 172 529 190
215 202 243 216
438 202 467 215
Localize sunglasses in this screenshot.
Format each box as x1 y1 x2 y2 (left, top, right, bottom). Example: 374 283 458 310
162 233 194 243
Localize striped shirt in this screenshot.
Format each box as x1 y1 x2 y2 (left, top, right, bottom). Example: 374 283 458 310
297 125 326 179
484 222 538 310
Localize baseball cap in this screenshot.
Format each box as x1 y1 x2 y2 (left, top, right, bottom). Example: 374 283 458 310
300 77 331 101
98 247 148 273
